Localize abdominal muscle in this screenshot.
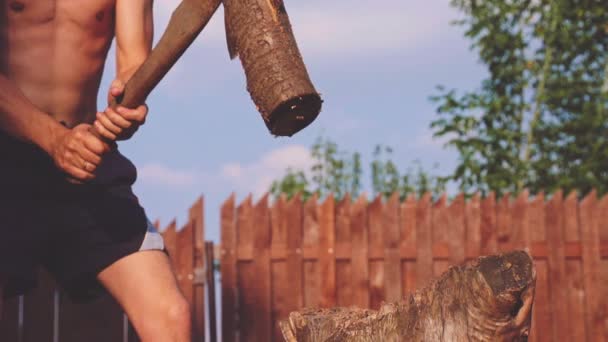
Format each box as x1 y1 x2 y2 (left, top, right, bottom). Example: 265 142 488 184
0 0 116 127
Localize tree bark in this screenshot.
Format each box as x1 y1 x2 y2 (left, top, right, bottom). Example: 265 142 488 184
280 250 536 342
223 0 322 137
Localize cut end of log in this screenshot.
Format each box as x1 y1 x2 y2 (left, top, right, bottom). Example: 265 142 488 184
479 251 534 304
267 93 323 137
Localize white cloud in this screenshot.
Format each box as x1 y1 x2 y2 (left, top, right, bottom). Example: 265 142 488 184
138 163 200 187
220 144 314 197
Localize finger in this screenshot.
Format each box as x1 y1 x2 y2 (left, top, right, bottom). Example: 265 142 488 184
82 133 110 155
67 151 92 172
93 120 118 141
110 79 125 96
65 164 95 181
116 105 147 123
96 112 122 134
77 146 102 166
105 107 132 129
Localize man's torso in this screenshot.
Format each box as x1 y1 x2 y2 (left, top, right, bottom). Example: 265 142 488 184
1 0 116 127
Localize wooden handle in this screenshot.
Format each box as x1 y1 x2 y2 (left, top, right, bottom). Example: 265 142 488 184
115 0 221 110
93 0 221 144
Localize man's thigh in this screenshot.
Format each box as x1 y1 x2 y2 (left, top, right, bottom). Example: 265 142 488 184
97 250 184 317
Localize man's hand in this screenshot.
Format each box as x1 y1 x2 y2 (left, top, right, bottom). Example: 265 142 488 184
94 79 148 141
50 124 110 181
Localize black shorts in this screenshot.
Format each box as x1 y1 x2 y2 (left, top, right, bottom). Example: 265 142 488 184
0 133 164 301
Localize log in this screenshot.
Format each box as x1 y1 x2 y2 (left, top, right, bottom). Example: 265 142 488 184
223 0 323 137
280 250 536 342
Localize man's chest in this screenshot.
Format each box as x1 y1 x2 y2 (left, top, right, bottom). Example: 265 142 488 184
1 0 116 30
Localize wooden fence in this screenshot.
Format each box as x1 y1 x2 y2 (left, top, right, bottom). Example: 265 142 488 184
0 197 217 342
220 191 608 342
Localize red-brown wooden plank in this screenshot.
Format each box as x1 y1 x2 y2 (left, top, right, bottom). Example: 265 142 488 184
318 195 336 308
599 195 608 243
599 196 608 340
496 193 512 252
236 195 256 341
528 192 548 342
271 195 288 249
416 193 433 288
565 259 586 342
400 194 416 258
546 191 568 341
431 194 448 277
237 260 255 342
335 195 352 307
530 260 551 342
176 220 194 306
220 194 237 342
336 194 352 249
580 191 604 341
529 193 546 242
368 195 384 251
23 270 56 342
188 197 205 341
448 194 466 265
350 195 369 308
465 193 481 259
302 194 319 249
431 194 448 254
384 193 402 303
270 260 287 342
401 260 416 297
302 195 319 308
510 190 530 250
600 258 608 341
368 195 384 310
285 194 303 311
562 192 586 341
270 195 289 341
480 193 497 255
563 192 580 242
252 194 272 342
336 260 352 307
59 291 124 342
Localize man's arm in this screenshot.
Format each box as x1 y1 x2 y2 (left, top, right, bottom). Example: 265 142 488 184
0 75 109 180
94 0 153 141
0 75 65 153
116 0 154 83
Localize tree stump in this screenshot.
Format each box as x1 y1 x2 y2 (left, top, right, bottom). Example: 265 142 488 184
280 250 535 342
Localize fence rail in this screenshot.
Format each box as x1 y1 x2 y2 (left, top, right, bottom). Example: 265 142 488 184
221 190 608 342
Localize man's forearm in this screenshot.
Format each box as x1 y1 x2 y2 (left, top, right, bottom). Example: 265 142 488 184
0 75 67 154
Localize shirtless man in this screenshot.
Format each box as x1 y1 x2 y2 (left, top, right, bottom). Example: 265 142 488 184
0 1 190 341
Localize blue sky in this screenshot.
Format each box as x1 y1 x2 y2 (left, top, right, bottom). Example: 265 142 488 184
98 0 487 241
